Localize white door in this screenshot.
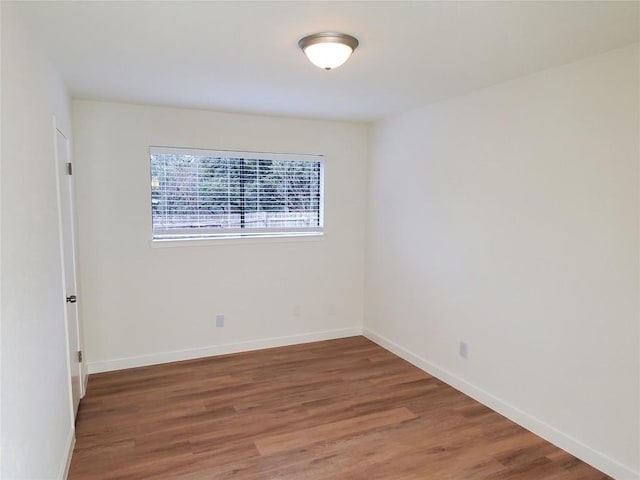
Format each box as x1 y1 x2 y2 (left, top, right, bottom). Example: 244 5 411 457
55 127 84 417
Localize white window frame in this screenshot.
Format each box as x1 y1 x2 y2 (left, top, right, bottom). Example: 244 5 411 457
149 146 325 241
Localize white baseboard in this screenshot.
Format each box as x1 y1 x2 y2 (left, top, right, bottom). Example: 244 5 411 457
58 427 75 480
87 327 363 374
363 328 639 480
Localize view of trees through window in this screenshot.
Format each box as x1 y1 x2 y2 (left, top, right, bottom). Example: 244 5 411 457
150 151 323 239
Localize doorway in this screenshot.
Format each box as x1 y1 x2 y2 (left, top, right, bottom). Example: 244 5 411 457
54 123 85 417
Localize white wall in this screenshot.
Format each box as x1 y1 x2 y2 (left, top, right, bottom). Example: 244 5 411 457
1 4 75 479
365 44 639 479
72 101 368 371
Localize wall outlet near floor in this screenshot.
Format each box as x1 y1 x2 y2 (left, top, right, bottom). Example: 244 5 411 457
215 314 225 328
459 341 468 358
292 305 301 317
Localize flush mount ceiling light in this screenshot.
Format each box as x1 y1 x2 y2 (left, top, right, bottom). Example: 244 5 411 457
298 32 359 70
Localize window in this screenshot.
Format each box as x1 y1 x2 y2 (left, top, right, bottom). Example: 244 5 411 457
150 147 324 240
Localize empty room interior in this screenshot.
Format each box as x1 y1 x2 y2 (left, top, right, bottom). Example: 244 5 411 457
1 1 639 479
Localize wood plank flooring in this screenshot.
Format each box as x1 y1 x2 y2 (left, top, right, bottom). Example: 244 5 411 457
69 336 610 480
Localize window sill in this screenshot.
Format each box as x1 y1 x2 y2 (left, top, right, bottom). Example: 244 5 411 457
149 232 324 248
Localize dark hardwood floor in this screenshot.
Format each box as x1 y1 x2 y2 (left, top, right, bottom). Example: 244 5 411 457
69 336 610 479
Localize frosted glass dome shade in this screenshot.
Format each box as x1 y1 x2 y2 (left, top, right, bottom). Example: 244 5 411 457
298 33 359 70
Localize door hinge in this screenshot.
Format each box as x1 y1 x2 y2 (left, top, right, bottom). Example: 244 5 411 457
78 350 83 363
66 162 73 175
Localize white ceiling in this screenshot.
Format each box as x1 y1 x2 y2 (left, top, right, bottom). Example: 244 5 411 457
11 1 640 122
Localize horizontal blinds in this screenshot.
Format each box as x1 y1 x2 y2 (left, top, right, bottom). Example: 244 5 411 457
150 146 323 163
150 150 324 239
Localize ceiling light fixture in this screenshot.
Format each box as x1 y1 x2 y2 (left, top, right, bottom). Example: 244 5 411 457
298 32 359 70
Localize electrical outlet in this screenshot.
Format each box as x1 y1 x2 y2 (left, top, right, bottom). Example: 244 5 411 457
292 305 301 317
459 341 468 359
216 314 225 328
